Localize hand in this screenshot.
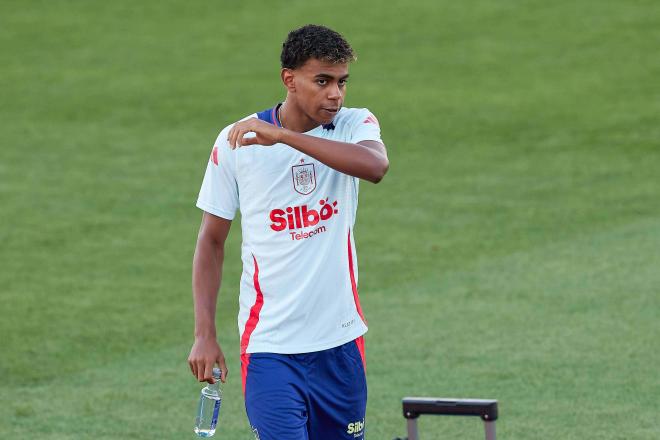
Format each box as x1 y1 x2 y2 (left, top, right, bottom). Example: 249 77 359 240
187 337 228 384
227 117 284 149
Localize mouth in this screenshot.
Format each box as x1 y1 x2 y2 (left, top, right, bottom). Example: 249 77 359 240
321 108 339 120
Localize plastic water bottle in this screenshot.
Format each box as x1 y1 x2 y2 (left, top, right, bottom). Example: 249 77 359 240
194 367 222 437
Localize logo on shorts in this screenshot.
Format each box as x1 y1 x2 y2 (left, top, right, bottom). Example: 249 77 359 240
347 418 365 437
251 425 260 439
292 160 316 195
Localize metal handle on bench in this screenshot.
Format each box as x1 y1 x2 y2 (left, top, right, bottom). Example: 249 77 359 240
402 397 498 440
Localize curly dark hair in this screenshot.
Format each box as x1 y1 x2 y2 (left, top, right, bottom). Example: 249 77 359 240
281 24 356 69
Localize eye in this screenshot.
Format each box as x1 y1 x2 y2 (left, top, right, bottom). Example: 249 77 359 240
317 79 327 86
339 79 348 86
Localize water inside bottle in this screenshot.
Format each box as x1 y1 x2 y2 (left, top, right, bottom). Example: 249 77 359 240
194 385 222 437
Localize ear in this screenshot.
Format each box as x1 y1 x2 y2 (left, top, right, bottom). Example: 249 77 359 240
281 68 296 92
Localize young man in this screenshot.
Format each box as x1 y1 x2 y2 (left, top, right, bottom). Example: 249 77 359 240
188 24 389 439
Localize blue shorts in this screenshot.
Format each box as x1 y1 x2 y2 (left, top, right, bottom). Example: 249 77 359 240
241 337 367 440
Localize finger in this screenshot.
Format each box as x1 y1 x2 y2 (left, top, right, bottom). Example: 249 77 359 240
235 123 252 148
228 124 239 150
236 129 251 148
203 361 215 384
241 136 259 146
196 360 206 382
233 126 246 149
227 128 235 150
231 126 242 149
190 358 198 378
217 357 228 383
231 129 241 149
240 129 259 146
228 123 239 148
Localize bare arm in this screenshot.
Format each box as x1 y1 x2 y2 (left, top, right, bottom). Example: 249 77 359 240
280 132 389 183
188 212 232 384
227 118 390 183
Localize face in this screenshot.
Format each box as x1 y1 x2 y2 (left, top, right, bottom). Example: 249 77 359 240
283 58 349 125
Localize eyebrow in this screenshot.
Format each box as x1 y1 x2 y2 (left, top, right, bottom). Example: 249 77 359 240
314 73 350 80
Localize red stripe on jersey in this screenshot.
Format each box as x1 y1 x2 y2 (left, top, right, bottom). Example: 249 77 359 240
240 353 251 395
354 336 366 371
240 254 265 355
347 229 367 325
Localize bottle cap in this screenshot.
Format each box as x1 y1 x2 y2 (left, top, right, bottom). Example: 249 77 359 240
213 367 221 379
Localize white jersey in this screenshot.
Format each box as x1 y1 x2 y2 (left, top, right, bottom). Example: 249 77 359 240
196 104 382 354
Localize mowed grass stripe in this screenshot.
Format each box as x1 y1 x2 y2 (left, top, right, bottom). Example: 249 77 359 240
2 0 659 438
363 217 660 438
3 218 658 438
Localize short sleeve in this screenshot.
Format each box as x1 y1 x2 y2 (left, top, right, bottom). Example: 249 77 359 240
349 108 383 144
196 127 239 220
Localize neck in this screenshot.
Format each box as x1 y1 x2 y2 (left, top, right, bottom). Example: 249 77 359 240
279 99 321 133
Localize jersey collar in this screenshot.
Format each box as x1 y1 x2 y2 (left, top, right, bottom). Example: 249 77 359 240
256 104 336 131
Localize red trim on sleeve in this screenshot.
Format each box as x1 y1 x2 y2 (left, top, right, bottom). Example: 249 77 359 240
363 114 379 125
211 146 219 165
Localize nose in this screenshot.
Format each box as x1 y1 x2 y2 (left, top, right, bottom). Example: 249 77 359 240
327 83 342 100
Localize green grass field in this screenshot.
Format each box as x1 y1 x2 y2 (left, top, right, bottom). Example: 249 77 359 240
1 1 659 438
